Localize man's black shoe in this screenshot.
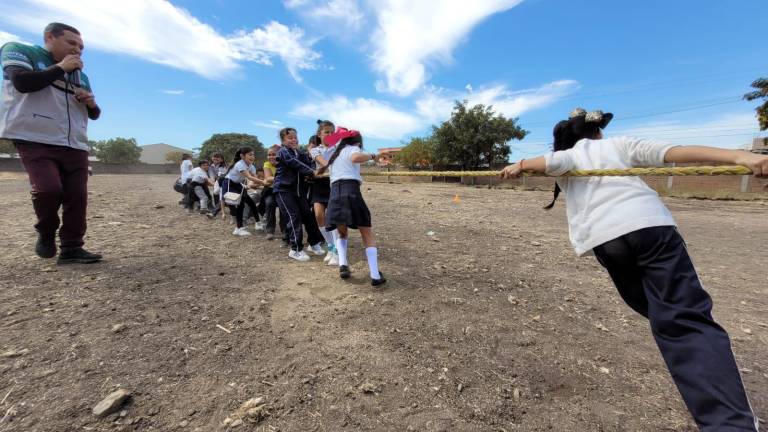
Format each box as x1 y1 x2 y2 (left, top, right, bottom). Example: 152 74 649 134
57 248 102 265
371 272 387 287
339 265 351 279
35 235 56 259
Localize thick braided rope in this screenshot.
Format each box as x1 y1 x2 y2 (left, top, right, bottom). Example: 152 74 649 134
363 166 753 177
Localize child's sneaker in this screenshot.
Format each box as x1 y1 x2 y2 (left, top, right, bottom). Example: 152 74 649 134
339 265 351 279
233 227 251 237
306 243 325 256
288 250 310 262
371 271 387 287
327 252 339 266
254 221 265 231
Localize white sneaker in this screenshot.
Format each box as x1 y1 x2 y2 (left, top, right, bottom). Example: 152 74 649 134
254 221 265 231
327 252 339 266
233 227 252 237
323 251 332 263
288 250 310 262
306 243 325 256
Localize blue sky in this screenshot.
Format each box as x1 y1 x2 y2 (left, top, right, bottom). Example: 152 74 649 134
1 0 766 157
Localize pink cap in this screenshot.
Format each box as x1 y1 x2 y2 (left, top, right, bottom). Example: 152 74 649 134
323 127 360 147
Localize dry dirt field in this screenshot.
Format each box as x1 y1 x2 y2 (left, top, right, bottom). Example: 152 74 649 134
1 173 766 432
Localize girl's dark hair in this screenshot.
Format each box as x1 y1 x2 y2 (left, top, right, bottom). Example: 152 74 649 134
197 159 209 166
211 152 226 168
316 119 335 137
316 134 363 176
279 127 297 141
544 116 602 210
181 153 192 160
308 135 322 148
225 147 253 175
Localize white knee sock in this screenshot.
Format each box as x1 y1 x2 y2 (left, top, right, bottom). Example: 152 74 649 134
320 227 334 247
336 238 348 266
365 247 381 279
329 229 339 252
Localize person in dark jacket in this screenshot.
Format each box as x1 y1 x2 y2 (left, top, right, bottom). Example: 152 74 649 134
273 127 324 262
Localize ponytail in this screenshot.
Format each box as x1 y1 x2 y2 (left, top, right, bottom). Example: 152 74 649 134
316 135 363 176
544 116 602 210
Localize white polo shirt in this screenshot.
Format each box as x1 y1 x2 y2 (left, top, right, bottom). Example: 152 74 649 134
544 136 678 256
180 160 193 182
330 146 365 184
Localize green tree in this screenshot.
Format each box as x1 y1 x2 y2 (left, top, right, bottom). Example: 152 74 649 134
432 100 528 170
92 137 142 164
0 139 17 156
198 133 265 163
165 150 186 164
744 78 768 130
394 137 436 169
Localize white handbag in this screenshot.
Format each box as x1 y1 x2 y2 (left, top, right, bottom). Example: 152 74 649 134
223 180 244 206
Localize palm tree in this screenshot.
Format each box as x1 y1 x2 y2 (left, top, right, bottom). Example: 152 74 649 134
744 78 768 130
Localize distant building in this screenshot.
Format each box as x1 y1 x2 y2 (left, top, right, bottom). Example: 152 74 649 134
376 147 403 166
751 137 768 154
140 143 192 164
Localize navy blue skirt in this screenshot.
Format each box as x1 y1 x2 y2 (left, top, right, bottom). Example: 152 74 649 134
310 177 331 205
325 180 371 230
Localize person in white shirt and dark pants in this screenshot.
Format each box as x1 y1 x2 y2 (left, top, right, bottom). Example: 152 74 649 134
501 108 767 432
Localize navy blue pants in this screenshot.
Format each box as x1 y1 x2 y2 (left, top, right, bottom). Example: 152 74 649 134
275 190 322 251
593 226 757 432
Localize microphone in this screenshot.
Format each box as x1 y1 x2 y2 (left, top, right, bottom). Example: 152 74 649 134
70 68 81 87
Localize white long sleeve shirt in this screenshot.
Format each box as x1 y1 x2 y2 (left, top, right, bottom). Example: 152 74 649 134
544 136 678 256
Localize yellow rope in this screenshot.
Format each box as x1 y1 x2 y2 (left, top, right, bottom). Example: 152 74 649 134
363 166 753 177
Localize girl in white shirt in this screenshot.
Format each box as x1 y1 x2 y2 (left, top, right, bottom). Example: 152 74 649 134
310 120 340 266
318 128 385 286
500 108 766 431
223 147 267 237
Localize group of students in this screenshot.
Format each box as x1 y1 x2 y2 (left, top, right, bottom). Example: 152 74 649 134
172 108 768 430
176 121 386 286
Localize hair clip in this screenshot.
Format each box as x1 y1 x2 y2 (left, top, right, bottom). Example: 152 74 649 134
569 107 587 119
585 110 604 123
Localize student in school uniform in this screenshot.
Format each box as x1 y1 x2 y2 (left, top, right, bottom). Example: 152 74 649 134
187 159 215 215
500 108 767 432
207 152 227 215
223 147 267 237
179 153 193 206
317 127 385 286
309 120 340 266
261 145 286 241
273 127 325 262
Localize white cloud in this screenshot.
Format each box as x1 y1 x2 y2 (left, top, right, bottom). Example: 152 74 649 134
292 95 423 139
369 0 524 96
253 120 285 130
284 0 365 30
417 80 580 123
1 0 321 81
292 79 576 141
0 30 29 45
228 21 321 82
161 89 184 95
610 112 764 149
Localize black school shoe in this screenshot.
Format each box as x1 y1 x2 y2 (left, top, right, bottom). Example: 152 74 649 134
57 247 103 265
371 271 387 287
35 235 56 259
339 265 351 279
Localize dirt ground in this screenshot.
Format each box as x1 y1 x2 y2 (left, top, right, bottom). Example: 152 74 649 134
0 173 766 432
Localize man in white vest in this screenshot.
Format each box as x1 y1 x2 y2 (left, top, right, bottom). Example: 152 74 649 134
0 22 102 264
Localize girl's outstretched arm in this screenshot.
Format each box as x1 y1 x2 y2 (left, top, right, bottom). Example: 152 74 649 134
500 156 547 179
664 146 768 177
